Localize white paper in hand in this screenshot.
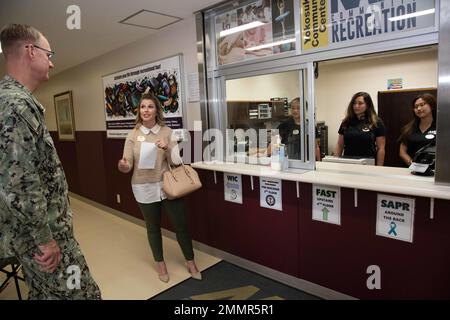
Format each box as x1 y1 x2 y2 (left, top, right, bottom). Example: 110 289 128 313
409 162 429 173
138 142 157 169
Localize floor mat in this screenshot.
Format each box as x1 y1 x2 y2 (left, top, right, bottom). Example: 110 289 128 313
152 261 319 300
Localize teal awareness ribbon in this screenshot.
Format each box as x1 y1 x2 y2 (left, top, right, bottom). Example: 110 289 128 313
388 222 398 236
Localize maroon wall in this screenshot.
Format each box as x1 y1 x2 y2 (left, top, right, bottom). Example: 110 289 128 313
298 188 450 299
51 132 80 195
51 131 142 220
195 171 450 299
200 172 299 276
52 131 450 299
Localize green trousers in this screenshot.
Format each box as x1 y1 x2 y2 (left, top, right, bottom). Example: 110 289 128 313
138 198 194 262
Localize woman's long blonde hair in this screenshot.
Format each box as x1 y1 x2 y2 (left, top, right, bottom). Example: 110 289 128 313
135 93 165 128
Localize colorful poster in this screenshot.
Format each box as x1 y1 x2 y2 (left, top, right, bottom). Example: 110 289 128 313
301 0 436 52
243 22 274 59
387 78 403 90
272 0 296 53
216 8 244 65
241 0 273 58
102 55 183 138
216 0 294 66
376 194 415 243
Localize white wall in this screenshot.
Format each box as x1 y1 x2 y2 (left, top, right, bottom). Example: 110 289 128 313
38 22 437 153
226 71 300 101
315 50 438 154
35 16 201 131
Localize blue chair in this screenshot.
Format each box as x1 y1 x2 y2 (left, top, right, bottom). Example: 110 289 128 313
0 257 25 300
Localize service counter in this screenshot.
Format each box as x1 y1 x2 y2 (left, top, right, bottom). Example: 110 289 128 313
185 161 450 299
192 161 450 200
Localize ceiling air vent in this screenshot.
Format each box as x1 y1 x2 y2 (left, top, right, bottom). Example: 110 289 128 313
119 10 182 30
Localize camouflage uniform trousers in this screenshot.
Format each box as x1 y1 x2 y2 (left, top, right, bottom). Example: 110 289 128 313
16 236 101 300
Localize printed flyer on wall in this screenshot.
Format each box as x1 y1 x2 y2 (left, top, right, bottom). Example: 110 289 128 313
102 55 184 138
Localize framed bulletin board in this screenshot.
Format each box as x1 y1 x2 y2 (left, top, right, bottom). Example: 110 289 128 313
54 91 76 141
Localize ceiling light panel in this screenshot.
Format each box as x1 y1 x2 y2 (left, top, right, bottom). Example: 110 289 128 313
120 10 182 30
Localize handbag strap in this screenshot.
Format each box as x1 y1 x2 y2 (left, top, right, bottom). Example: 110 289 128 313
167 159 195 184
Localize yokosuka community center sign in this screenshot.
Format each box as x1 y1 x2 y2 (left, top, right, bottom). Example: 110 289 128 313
300 0 436 52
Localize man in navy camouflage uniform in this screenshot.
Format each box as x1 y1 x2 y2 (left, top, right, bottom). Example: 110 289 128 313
0 24 101 299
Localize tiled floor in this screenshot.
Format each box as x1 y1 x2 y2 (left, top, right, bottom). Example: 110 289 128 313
0 196 221 300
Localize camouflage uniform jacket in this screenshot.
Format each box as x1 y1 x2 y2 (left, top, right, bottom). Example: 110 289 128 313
0 75 73 259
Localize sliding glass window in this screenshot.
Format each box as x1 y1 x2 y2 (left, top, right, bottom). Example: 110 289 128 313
222 65 316 169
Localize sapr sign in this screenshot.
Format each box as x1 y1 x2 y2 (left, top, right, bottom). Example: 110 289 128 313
312 184 341 225
376 194 415 242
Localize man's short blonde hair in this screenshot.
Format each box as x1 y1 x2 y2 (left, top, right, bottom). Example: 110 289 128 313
0 24 41 56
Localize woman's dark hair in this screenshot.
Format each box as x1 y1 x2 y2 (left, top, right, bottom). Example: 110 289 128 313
135 93 165 127
341 92 379 130
398 93 437 143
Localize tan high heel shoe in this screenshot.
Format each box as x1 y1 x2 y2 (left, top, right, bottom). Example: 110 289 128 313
157 261 169 283
158 273 170 283
186 261 202 280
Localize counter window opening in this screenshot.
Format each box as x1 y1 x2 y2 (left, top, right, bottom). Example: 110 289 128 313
223 68 316 169
197 0 448 181
315 46 438 169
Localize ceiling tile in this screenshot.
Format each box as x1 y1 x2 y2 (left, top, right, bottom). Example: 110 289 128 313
120 10 182 30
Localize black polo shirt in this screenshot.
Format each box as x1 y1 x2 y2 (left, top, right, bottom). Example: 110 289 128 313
277 118 319 159
406 123 436 159
338 118 385 158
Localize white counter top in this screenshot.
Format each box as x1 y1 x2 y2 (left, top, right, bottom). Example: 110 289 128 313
191 161 450 200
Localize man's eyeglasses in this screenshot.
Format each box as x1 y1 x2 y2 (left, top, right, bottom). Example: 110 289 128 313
25 44 55 59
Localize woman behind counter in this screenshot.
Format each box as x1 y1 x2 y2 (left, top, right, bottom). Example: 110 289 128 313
398 93 437 166
335 92 386 166
269 97 321 161
118 93 201 283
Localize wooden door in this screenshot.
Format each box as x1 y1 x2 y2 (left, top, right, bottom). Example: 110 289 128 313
378 88 437 167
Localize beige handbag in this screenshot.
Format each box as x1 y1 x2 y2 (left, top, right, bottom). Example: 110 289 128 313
162 161 202 199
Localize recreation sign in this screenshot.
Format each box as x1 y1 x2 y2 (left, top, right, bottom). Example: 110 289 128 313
300 0 436 52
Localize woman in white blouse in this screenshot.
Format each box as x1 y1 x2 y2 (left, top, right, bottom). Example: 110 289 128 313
118 93 201 283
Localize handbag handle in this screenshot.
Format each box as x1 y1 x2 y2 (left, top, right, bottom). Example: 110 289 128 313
167 159 195 184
